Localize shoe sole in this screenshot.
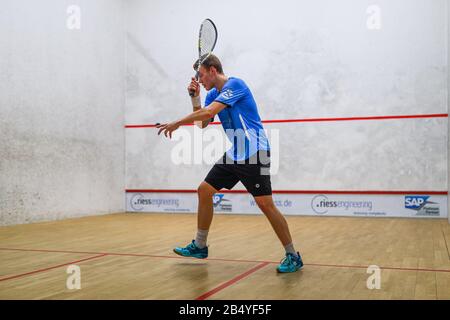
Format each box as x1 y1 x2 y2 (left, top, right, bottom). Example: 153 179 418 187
276 265 304 273
173 249 208 259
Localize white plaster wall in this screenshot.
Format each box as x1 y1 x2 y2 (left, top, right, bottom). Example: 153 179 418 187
0 0 126 225
448 0 450 224
126 0 447 193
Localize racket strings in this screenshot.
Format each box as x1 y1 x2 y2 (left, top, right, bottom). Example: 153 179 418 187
199 20 217 56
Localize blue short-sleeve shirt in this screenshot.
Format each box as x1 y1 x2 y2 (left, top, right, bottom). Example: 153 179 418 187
205 77 270 161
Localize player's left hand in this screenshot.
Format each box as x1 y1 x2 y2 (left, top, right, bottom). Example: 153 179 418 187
156 122 180 139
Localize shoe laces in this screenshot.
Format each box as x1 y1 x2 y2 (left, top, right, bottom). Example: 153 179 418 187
280 254 293 266
187 240 197 250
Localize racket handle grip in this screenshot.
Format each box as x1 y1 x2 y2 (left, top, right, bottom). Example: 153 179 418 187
189 71 199 97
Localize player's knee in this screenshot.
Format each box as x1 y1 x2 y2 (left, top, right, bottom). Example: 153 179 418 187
255 197 276 213
197 181 216 198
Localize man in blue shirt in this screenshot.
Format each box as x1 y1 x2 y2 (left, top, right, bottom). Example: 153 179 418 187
157 54 303 273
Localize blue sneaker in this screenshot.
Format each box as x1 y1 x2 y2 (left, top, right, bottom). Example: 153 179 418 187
173 240 208 259
277 252 303 273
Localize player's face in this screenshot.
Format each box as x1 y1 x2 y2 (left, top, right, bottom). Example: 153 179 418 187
198 66 216 91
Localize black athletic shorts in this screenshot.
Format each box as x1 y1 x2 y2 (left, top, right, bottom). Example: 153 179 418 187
204 150 272 197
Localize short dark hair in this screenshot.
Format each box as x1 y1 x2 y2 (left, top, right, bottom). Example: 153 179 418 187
193 54 223 74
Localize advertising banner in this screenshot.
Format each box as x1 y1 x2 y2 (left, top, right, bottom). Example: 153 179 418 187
126 192 447 218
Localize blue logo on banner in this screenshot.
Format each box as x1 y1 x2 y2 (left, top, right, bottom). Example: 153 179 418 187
405 196 430 210
213 194 225 207
212 194 232 212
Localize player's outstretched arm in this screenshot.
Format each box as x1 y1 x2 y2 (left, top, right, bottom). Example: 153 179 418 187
156 101 226 139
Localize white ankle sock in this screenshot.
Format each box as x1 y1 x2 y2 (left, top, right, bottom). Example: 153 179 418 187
284 243 298 257
194 229 209 249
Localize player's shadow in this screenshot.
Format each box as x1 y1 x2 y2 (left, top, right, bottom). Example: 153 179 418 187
276 267 304 281
127 32 168 79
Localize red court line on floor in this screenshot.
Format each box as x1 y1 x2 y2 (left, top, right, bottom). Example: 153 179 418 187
0 247 269 263
195 262 270 300
0 247 105 255
0 254 108 282
0 247 266 262
125 113 448 128
305 262 450 273
125 189 447 195
1 247 450 274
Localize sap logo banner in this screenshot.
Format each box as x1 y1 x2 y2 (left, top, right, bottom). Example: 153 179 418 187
213 194 232 212
405 196 429 209
405 196 440 216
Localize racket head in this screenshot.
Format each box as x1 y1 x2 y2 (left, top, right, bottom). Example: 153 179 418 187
195 19 218 78
190 19 218 94
198 18 218 57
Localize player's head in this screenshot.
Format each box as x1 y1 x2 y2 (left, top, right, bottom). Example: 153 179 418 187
193 54 224 90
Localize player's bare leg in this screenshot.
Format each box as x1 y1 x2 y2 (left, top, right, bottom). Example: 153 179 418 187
197 181 218 230
253 195 293 246
173 181 217 258
254 194 303 272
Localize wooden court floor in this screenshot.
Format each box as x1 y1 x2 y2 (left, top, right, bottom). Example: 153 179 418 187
0 213 450 300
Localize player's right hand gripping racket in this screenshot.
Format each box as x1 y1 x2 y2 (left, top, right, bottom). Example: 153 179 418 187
189 18 218 97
